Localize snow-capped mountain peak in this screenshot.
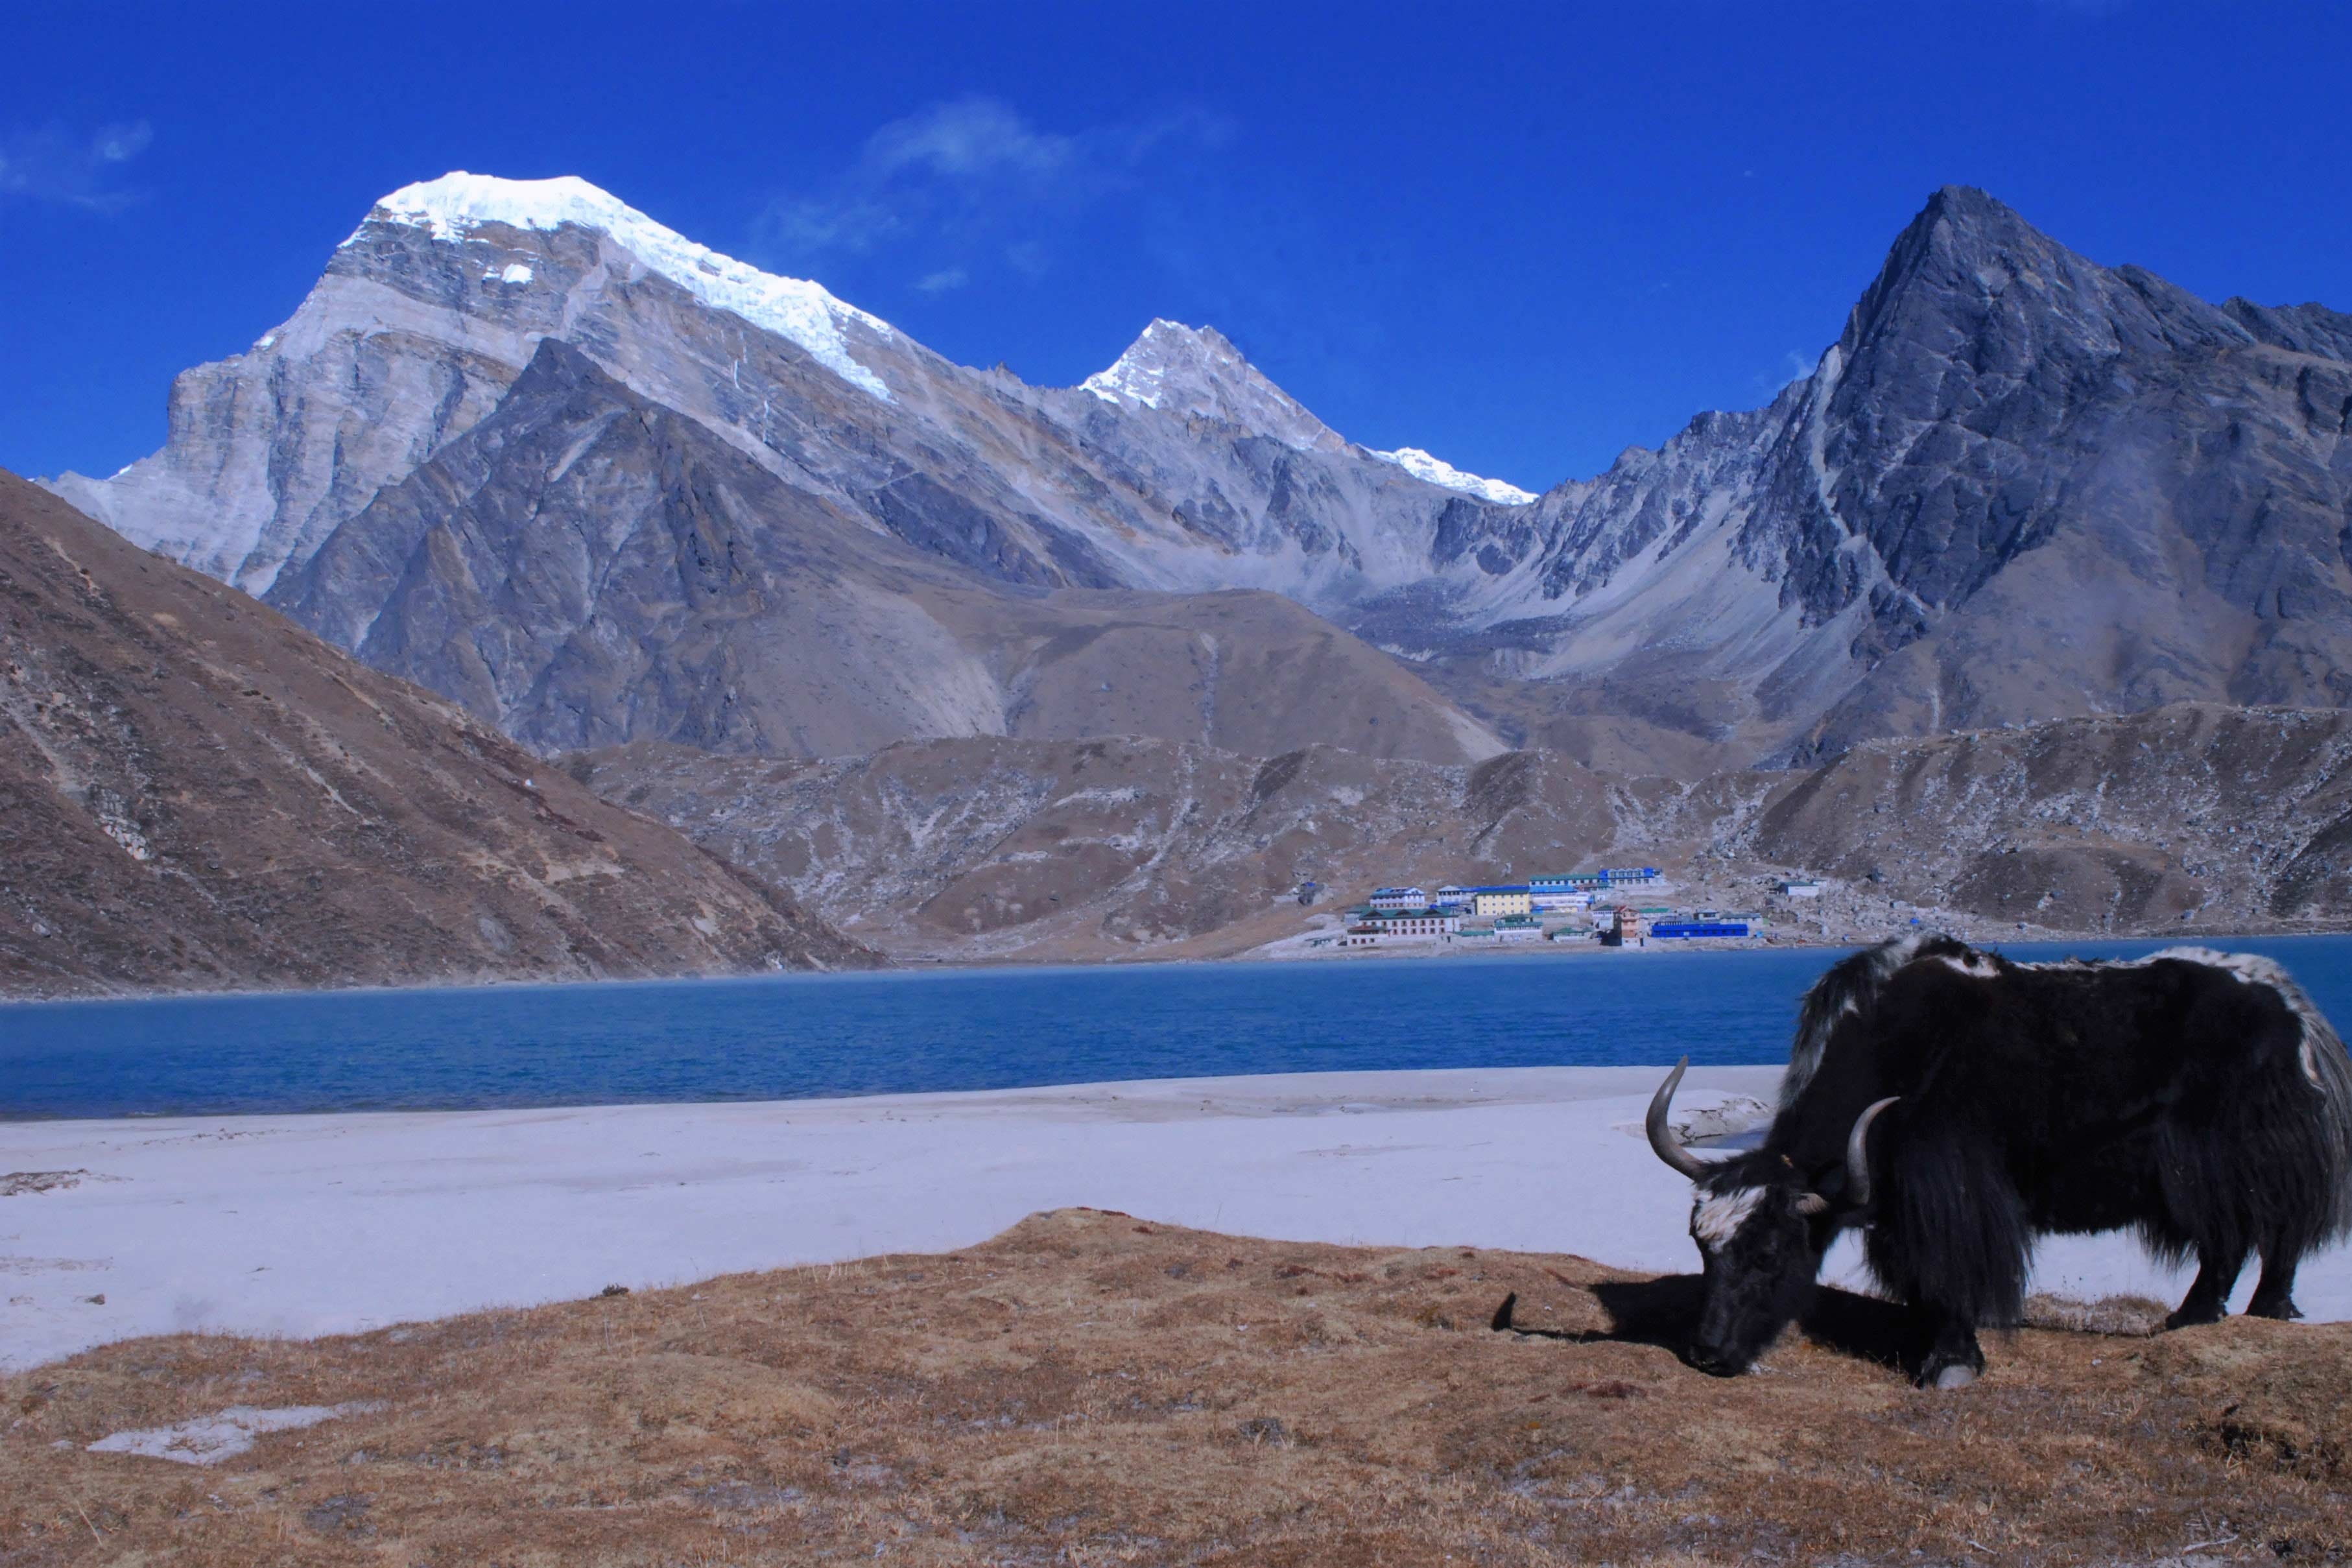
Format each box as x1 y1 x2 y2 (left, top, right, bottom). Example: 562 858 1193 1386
1080 319 1341 454
1080 318 1209 409
357 172 896 402
1365 447 1536 506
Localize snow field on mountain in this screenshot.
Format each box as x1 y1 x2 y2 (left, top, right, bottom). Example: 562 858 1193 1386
1367 445 1537 505
364 171 896 401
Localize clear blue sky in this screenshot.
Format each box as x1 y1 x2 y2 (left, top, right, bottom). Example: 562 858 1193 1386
6 1 2348 493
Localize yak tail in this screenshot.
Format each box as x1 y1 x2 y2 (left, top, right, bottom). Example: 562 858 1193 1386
2287 975 2352 1244
1781 932 1979 1111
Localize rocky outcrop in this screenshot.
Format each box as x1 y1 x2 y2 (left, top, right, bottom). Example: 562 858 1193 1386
0 469 873 998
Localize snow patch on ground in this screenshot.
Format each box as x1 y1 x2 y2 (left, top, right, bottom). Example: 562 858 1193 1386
359 172 894 402
1367 446 1537 505
87 1402 385 1466
7 1065 2339 1373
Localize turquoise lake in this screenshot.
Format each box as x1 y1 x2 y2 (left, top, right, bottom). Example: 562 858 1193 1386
6 936 2351 1120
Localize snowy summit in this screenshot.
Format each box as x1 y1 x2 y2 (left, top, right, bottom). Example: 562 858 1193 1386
1078 320 1340 454
1080 319 1255 412
1366 447 1537 506
354 172 896 401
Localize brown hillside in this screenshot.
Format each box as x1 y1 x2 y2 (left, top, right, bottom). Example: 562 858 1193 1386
0 469 873 997
576 706 2352 965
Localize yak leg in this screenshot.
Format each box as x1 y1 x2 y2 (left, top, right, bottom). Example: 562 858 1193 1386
2248 1245 2307 1322
1916 1305 1985 1390
2164 1244 2248 1331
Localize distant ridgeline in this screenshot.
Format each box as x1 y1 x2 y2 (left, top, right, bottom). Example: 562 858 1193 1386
45 175 2352 778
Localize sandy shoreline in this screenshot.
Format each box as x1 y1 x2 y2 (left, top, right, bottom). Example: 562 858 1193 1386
8 1063 2346 1372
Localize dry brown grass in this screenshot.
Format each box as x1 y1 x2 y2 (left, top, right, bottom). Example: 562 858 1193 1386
5 1208 2350 1565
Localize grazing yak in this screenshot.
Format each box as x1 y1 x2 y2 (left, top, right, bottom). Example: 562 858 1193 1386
1646 934 2352 1388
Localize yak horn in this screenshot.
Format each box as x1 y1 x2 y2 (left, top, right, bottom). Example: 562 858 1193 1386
1646 1057 1707 1180
1843 1097 1900 1209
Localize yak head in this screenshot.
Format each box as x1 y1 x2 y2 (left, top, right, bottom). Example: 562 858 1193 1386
1645 1058 1895 1377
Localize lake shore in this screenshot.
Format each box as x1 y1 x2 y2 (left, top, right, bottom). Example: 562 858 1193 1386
16 921 2352 1006
8 1062 2342 1373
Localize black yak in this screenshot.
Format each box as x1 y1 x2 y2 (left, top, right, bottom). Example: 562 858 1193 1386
1646 934 2352 1388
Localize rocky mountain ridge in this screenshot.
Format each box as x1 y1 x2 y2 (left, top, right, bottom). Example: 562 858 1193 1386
261 337 1504 763
44 174 2352 772
1400 188 2352 761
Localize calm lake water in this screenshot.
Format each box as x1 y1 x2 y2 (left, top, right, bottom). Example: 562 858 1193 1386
7 936 2352 1121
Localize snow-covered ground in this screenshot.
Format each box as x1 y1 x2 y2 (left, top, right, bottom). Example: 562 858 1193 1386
5 1065 2342 1372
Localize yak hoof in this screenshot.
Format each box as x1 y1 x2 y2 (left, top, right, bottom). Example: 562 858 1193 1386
1930 1364 1979 1391
2249 1298 2305 1322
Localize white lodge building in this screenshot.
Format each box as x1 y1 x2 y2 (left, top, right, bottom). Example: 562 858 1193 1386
1351 908 1461 938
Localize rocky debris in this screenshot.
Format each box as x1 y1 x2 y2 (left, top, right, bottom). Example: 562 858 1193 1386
0 470 873 999
1 1172 91 1197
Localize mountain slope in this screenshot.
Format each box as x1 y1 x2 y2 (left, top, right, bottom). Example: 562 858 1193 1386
264 338 1504 763
1742 702 2352 929
47 176 2352 770
565 734 1650 962
0 469 871 997
48 176 1510 615
1415 187 2352 760
574 704 2352 965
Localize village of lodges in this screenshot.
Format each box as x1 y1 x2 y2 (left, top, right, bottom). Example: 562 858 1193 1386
1322 869 1771 951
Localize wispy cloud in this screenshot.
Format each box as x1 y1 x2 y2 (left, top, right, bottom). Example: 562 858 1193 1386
756 97 1231 289
1748 348 1819 400
0 121 153 211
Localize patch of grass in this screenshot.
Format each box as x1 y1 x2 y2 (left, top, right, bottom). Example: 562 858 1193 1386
3 1209 2346 1563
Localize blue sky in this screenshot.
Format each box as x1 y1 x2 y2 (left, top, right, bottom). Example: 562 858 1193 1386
5 1 2348 493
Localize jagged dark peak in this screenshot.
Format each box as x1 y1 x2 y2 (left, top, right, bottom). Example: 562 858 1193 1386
1834 185 2251 386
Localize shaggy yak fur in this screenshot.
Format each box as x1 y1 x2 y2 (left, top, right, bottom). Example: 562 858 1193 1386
1652 934 2352 1388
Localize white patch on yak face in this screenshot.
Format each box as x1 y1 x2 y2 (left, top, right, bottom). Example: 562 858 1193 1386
1693 1185 1766 1252
1938 953 2001 979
